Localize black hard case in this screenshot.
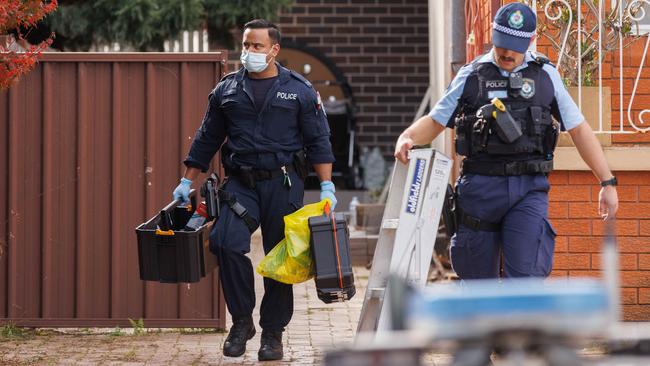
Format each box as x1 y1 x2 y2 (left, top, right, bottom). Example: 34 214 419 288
308 212 356 303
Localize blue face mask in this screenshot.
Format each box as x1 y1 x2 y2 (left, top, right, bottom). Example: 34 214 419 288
240 50 272 73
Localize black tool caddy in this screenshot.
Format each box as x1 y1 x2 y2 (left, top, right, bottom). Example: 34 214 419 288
135 190 216 283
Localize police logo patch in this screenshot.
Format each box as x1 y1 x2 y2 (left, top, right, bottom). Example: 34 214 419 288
508 10 525 29
520 78 535 99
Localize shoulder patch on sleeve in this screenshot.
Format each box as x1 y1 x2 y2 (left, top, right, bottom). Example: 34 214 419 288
289 70 313 88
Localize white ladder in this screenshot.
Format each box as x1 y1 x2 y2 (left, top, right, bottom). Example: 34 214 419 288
356 148 452 336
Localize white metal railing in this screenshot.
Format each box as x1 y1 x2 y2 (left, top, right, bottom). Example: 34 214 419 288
95 30 210 53
529 0 650 134
163 29 210 53
626 1 650 132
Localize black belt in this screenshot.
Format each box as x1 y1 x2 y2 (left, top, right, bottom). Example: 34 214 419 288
457 207 501 232
462 159 553 176
226 165 295 182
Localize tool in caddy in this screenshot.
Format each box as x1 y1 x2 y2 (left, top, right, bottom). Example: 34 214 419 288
135 174 222 283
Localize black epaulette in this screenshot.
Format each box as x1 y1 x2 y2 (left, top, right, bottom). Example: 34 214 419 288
289 70 313 88
219 70 238 82
530 51 555 67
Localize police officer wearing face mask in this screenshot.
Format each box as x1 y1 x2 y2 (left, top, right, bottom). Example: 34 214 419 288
172 19 336 361
395 3 619 280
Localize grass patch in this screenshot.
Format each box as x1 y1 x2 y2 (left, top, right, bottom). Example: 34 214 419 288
122 348 137 361
128 318 146 336
0 323 33 341
108 326 125 337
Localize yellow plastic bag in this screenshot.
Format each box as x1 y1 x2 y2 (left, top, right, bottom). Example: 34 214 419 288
256 199 330 284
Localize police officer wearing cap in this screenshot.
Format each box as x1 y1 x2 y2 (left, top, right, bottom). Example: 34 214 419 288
172 19 336 361
395 3 619 280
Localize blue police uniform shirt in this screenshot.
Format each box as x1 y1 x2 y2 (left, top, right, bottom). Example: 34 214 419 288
428 50 585 131
184 64 335 171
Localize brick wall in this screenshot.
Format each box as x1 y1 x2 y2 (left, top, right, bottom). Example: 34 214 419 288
548 170 650 321
275 0 430 157
528 2 650 319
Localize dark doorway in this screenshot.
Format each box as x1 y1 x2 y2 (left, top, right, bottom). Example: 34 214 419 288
278 41 363 189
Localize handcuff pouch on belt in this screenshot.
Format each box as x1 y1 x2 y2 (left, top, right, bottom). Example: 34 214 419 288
237 166 256 190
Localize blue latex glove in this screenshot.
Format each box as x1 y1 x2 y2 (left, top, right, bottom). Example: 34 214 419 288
320 180 337 210
173 177 192 204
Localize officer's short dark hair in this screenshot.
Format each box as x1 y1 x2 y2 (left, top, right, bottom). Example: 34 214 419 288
244 19 281 45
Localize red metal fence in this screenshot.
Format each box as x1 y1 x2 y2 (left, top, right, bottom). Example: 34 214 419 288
0 53 227 328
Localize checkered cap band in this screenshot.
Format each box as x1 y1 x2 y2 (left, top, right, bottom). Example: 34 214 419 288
493 23 535 38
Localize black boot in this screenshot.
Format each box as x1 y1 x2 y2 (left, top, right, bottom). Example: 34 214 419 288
258 329 283 361
223 317 256 357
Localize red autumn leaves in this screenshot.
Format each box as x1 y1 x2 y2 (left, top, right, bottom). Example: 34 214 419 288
1 0 57 90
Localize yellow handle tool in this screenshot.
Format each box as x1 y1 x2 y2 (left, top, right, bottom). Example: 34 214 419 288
155 229 175 236
490 97 507 119
491 97 506 112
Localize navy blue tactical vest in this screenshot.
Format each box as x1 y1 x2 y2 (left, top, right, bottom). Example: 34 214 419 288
454 57 558 166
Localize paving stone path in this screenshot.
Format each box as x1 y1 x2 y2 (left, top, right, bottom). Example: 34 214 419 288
0 232 451 365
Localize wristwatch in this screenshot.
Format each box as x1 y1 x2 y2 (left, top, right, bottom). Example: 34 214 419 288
600 176 617 187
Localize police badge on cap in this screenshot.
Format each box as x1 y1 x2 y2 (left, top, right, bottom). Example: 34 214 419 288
508 10 525 29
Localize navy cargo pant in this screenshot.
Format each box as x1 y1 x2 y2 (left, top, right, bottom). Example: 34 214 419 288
450 173 557 279
209 171 303 331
